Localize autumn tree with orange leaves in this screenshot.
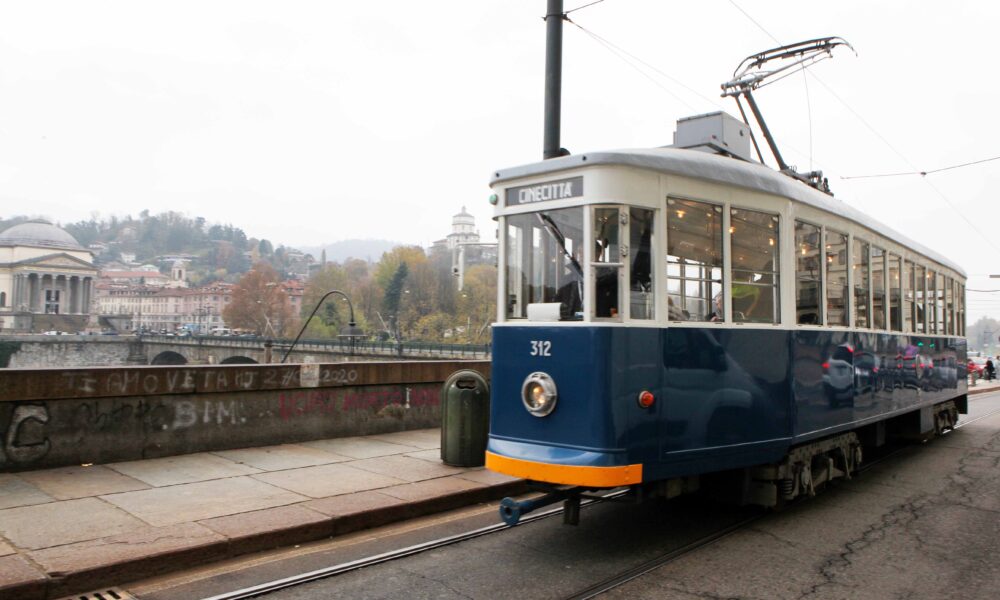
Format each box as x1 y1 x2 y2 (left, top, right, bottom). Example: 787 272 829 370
223 263 296 336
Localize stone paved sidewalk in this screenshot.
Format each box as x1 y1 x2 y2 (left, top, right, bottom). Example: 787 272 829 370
0 428 521 600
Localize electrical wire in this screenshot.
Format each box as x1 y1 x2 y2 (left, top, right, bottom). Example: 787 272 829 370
565 0 606 15
726 0 1000 257
841 155 1000 180
565 17 706 113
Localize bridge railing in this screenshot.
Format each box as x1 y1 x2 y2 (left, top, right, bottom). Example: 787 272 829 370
139 334 492 358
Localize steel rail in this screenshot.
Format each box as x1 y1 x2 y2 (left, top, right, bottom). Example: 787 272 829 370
562 511 764 600
200 490 629 600
564 404 1000 599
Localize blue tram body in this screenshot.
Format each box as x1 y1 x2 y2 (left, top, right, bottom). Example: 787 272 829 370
488 325 966 487
484 117 967 507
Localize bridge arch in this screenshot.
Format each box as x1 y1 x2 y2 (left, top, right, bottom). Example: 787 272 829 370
151 351 188 365
220 355 258 364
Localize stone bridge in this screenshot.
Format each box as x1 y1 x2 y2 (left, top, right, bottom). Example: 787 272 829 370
0 360 490 471
0 334 491 368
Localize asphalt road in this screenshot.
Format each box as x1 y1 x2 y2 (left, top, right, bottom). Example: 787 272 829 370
133 392 1000 600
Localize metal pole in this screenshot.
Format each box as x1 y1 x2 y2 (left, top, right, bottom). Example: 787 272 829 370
743 91 788 172
281 290 356 363
543 0 564 159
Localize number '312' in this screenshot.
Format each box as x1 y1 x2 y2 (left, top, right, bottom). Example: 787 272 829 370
530 340 552 356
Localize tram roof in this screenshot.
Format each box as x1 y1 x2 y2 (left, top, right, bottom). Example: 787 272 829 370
491 147 965 277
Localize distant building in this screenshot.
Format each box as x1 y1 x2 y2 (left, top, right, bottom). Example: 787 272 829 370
94 281 235 334
430 207 497 289
0 219 98 332
99 268 170 287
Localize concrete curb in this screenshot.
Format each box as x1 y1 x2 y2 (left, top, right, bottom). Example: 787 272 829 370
968 384 999 396
3 479 528 600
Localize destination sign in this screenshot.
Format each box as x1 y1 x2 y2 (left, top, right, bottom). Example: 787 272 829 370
505 176 583 206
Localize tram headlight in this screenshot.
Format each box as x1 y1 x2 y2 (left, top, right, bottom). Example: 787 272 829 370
521 372 558 417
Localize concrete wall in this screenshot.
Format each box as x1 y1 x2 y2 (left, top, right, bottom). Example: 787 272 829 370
0 360 490 472
4 337 141 368
0 334 490 367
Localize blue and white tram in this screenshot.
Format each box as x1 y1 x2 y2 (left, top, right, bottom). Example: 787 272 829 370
485 113 967 522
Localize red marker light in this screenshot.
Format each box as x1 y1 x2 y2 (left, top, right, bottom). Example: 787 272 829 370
821 362 830 370
637 390 655 408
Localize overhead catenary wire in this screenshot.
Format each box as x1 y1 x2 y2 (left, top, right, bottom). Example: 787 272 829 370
841 154 1000 180
565 0 605 15
564 12 827 171
726 1 1000 258
564 17 716 113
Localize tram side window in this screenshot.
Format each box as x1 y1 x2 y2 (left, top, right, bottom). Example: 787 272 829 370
914 265 926 334
872 247 886 330
958 282 965 336
667 198 723 322
629 207 655 320
903 260 914 332
730 208 780 323
504 208 585 321
945 276 955 336
889 254 902 331
593 207 621 319
826 231 849 326
935 272 945 335
853 239 870 328
794 221 822 325
924 269 941 333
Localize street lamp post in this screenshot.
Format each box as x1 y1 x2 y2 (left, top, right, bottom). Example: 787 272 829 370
281 290 363 363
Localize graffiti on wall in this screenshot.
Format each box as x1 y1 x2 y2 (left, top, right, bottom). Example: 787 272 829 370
0 403 51 466
278 386 440 420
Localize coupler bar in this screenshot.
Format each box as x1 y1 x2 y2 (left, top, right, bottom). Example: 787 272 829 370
499 486 587 526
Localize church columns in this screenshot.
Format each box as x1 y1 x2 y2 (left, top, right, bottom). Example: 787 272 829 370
12 274 22 309
82 277 92 314
31 273 42 312
68 276 77 313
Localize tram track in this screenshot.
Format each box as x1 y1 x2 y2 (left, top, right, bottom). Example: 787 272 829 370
199 490 630 600
193 404 1000 600
562 403 1000 600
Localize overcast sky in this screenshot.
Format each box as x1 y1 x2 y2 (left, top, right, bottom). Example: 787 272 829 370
2 1 999 319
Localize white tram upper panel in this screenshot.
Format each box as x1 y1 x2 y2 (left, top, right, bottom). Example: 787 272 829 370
490 146 964 279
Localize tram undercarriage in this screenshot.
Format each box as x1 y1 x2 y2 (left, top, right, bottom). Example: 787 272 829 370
500 399 963 525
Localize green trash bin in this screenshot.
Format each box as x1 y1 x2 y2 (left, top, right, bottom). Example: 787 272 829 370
440 369 490 467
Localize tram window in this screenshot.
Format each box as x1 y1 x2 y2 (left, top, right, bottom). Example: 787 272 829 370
935 272 945 335
593 207 622 319
872 247 886 330
826 231 849 327
925 270 934 334
889 254 902 331
730 208 780 324
853 239 870 328
946 276 955 335
504 208 584 321
667 198 723 322
958 282 965 336
914 265 926 334
629 207 655 320
794 221 822 325
903 261 914 332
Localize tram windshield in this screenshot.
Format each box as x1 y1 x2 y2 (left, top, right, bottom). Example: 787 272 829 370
505 207 585 321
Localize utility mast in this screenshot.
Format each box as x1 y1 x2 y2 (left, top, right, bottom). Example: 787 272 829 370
543 0 566 159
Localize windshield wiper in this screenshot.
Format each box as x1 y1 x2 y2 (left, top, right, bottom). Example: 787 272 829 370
536 213 583 277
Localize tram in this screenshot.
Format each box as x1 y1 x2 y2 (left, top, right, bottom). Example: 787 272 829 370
484 109 968 524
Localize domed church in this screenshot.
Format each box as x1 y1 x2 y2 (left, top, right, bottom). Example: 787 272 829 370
0 219 98 332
